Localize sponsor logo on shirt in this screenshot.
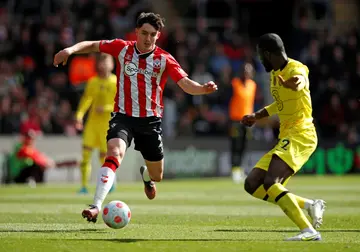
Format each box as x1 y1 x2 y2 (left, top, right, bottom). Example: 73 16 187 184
124 62 158 78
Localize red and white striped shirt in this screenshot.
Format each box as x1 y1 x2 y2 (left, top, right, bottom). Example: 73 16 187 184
99 39 188 118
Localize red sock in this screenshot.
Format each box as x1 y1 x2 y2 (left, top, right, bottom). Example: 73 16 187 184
103 156 119 172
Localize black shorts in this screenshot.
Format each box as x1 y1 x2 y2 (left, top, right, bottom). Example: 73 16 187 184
106 112 164 162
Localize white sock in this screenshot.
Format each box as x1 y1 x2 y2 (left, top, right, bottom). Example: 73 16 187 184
93 167 116 211
304 199 314 210
142 166 151 182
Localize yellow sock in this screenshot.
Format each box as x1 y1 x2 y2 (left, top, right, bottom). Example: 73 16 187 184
267 183 314 230
251 184 312 209
80 148 92 188
278 177 313 209
252 185 275 203
99 154 106 165
293 195 307 209
232 166 242 172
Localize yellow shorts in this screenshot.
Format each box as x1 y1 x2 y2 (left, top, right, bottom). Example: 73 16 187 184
82 122 109 153
255 128 318 173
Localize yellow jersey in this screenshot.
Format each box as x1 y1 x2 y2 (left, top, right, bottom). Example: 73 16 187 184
265 58 314 137
75 74 117 124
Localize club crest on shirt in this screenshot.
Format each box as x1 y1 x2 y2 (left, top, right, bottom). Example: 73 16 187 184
153 58 161 69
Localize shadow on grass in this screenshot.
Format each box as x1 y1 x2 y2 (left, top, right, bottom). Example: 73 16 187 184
57 238 248 243
0 228 106 233
213 229 360 233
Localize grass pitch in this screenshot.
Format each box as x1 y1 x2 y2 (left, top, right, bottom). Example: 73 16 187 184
0 176 359 252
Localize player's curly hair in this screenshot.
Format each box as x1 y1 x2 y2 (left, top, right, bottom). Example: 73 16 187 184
136 12 165 31
258 33 285 55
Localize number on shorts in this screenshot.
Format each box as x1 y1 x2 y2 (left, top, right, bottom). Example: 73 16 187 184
280 139 290 150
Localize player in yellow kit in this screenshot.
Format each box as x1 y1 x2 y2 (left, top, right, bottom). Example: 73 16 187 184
75 53 117 194
242 34 325 241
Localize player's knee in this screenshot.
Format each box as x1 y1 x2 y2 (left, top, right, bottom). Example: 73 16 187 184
244 177 257 195
107 139 126 162
263 176 276 191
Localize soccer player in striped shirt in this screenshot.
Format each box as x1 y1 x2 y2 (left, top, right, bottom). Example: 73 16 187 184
53 12 218 223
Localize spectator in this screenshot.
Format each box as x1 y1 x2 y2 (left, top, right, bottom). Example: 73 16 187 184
0 1 358 142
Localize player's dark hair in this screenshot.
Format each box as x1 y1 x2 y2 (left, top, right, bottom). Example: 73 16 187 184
258 33 285 55
136 12 165 31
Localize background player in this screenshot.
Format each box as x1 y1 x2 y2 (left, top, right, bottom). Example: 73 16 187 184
228 63 256 183
53 12 218 223
74 53 117 194
242 33 325 241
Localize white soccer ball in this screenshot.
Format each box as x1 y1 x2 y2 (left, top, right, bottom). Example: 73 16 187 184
102 200 131 229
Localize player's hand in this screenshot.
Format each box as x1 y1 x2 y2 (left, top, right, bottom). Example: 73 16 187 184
278 75 301 91
95 106 104 113
46 158 56 169
203 81 218 94
53 48 72 67
75 119 83 130
241 114 257 127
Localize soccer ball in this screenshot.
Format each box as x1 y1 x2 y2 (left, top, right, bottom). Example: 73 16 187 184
102 200 131 229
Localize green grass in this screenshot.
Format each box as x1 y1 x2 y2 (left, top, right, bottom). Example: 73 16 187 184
0 176 360 252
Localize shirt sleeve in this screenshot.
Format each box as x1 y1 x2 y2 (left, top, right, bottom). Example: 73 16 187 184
265 102 278 116
75 78 94 120
290 64 308 77
17 146 49 168
290 65 309 90
99 39 126 57
166 54 188 83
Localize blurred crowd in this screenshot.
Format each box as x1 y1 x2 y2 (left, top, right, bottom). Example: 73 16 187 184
0 0 359 144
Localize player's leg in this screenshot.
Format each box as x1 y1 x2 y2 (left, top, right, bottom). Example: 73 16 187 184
275 133 326 229
139 158 163 200
134 122 164 200
263 155 320 241
99 152 106 166
281 176 314 210
78 145 93 194
32 164 45 183
78 124 96 194
82 138 127 222
14 165 34 183
244 152 273 202
244 167 276 203
245 145 316 210
230 122 247 183
245 168 314 208
82 116 132 222
99 150 116 193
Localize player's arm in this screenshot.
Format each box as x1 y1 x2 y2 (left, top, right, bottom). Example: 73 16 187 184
67 41 101 54
241 103 277 127
54 39 125 67
75 80 94 126
166 54 217 95
278 66 308 91
53 41 100 66
177 77 217 95
278 75 306 91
